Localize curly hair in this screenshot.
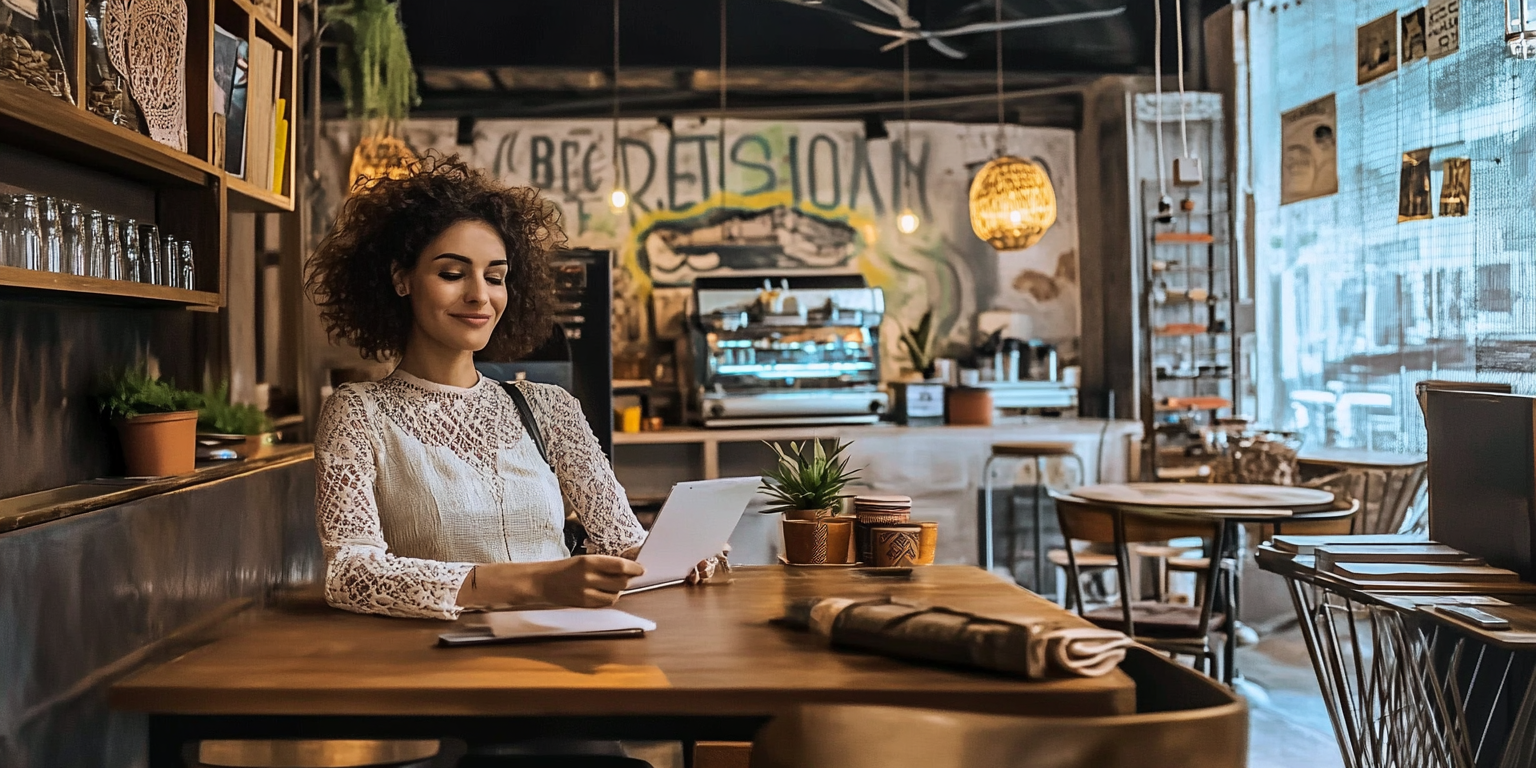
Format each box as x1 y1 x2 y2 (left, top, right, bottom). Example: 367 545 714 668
306 152 561 362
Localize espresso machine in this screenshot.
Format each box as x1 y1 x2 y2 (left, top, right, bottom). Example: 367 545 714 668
690 274 888 427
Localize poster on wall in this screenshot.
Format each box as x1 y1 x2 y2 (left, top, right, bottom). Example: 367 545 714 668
1440 157 1470 216
1427 0 1460 59
1281 95 1338 204
1358 13 1399 84
1398 148 1433 222
1402 8 1427 64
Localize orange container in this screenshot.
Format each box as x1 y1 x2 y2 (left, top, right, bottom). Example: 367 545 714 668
945 387 993 426
116 410 198 476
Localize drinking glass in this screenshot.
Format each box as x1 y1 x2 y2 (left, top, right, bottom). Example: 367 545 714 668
102 214 123 280
179 240 196 291
62 203 85 275
15 194 42 271
161 232 179 288
138 224 161 285
0 193 13 267
40 196 62 273
120 217 141 282
85 210 107 278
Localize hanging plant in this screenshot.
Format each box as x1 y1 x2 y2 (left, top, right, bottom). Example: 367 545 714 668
323 0 420 189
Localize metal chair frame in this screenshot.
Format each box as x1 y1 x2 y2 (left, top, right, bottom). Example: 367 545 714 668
981 448 1086 594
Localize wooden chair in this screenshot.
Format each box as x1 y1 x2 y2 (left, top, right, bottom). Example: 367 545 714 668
1049 492 1231 681
193 740 439 767
749 646 1247 768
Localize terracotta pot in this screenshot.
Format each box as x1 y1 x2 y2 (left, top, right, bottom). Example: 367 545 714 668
871 524 923 567
945 387 994 425
783 507 834 522
116 410 198 476
917 521 939 565
243 432 278 459
782 517 854 565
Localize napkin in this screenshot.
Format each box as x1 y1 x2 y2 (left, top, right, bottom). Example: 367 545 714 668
781 596 1131 679
483 608 656 639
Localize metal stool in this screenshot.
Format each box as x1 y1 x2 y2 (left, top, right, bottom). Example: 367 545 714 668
193 740 440 767
981 442 1086 594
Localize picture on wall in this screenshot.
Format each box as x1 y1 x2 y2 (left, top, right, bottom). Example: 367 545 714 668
1402 8 1427 64
1440 157 1470 216
1281 95 1338 204
1427 0 1460 59
1358 13 1399 84
1399 147 1433 222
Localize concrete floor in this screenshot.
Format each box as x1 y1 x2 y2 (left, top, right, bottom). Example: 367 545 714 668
1237 624 1347 768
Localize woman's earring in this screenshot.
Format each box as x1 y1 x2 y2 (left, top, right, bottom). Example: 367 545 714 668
396 285 408 297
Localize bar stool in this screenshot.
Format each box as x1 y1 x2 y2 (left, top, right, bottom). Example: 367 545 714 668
980 442 1086 594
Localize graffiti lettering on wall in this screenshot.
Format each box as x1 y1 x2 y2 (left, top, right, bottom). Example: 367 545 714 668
317 118 1081 372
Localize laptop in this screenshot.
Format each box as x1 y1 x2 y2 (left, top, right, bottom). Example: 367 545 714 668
621 476 761 594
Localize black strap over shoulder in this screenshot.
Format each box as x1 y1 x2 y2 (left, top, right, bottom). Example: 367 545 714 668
500 380 551 468
499 379 588 555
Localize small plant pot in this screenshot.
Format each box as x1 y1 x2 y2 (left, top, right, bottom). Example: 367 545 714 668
782 516 854 565
243 431 278 459
116 410 198 477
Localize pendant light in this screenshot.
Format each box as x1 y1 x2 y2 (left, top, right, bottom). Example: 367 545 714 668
896 19 920 235
718 0 728 202
967 0 1056 250
608 0 629 211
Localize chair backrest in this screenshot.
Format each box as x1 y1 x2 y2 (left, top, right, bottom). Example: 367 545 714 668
1415 380 1511 425
749 650 1247 768
1052 494 1222 545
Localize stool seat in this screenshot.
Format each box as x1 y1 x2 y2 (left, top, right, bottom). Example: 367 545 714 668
197 740 439 768
1083 602 1228 639
990 441 1078 457
1132 544 1200 560
1169 556 1210 571
1048 548 1118 568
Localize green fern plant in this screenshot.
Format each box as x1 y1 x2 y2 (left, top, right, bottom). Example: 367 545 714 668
97 369 200 421
759 438 861 517
197 382 273 435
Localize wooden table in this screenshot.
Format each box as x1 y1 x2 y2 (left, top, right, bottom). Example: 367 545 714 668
112 566 1136 766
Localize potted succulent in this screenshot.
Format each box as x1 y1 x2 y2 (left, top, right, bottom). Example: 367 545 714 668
197 382 277 459
98 368 201 476
760 438 861 565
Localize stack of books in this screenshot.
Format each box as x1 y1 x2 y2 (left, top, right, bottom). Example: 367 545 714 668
212 25 289 196
1270 535 1530 591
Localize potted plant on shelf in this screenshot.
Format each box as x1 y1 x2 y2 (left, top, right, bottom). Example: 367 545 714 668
98 369 201 477
197 382 276 459
760 438 861 565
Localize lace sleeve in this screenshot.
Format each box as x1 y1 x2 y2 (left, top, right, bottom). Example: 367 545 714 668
314 387 476 620
519 382 647 556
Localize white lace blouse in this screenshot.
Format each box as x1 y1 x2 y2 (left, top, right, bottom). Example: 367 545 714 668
313 369 647 620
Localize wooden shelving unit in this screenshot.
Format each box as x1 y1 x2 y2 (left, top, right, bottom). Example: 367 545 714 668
0 0 298 309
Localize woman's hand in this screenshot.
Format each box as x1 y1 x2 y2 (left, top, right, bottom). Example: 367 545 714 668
457 556 644 610
618 544 729 585
539 555 646 607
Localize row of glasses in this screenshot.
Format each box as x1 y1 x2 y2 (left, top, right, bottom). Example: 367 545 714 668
0 192 196 290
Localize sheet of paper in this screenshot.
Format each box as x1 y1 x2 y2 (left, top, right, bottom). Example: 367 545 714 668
483 608 656 639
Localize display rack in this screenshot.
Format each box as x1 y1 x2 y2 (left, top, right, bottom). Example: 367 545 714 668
1139 172 1241 480
0 0 298 308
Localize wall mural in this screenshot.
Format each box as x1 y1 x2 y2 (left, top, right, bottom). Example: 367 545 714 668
315 118 1079 379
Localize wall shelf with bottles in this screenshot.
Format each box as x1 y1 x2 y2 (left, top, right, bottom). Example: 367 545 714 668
0 0 297 307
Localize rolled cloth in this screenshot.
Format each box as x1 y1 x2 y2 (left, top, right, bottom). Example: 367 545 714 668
781 596 1132 679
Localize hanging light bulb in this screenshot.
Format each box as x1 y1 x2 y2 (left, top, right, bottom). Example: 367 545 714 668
608 0 628 210
895 11 919 234
609 186 629 210
967 0 1056 250
897 208 920 234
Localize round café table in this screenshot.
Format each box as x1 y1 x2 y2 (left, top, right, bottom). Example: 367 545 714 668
1068 483 1338 682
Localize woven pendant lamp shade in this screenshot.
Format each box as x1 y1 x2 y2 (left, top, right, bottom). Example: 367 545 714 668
349 134 418 192
968 155 1057 250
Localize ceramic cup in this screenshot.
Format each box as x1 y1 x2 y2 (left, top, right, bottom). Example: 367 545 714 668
856 508 910 564
917 521 938 565
871 524 923 567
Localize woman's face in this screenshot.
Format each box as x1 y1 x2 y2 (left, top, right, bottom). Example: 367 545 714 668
394 219 510 354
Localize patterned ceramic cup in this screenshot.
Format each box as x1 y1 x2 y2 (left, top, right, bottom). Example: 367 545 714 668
871 524 923 567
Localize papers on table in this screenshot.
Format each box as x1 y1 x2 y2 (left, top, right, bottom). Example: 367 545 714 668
482 608 656 639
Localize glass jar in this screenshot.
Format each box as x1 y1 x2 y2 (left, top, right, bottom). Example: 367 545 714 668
179 240 195 291
61 201 84 275
0 0 74 102
161 231 178 288
120 216 139 281
138 223 160 284
39 195 61 272
84 209 105 277
82 0 142 130
14 194 41 270
101 213 122 280
0 193 13 267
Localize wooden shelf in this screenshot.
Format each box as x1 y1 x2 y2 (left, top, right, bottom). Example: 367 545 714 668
1154 232 1217 245
227 175 295 212
0 79 218 187
233 0 294 49
0 266 222 309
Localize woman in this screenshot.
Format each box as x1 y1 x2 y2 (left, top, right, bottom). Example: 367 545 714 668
307 154 703 621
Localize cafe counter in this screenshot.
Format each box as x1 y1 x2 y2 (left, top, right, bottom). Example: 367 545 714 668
613 418 1144 568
